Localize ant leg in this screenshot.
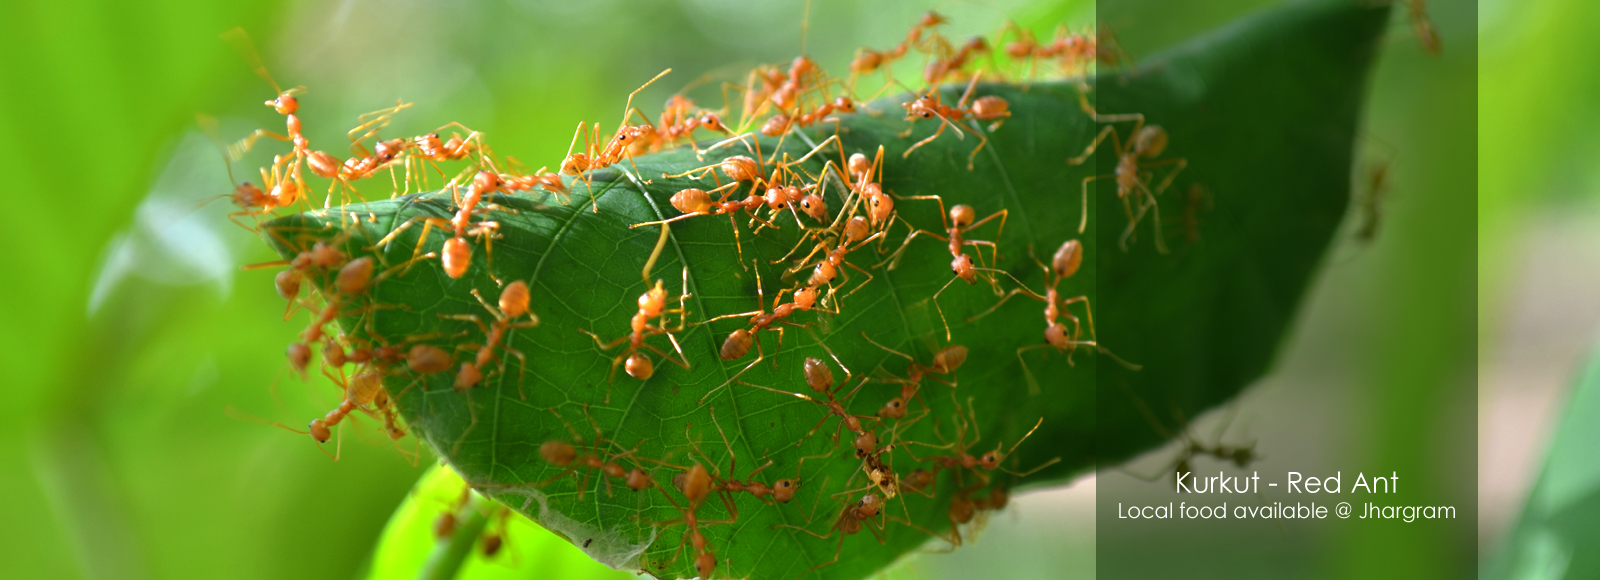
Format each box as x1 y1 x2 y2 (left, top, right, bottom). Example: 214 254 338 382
698 339 766 406
965 131 990 170
1067 126 1119 165
928 276 962 342
968 286 1046 323
1079 174 1113 234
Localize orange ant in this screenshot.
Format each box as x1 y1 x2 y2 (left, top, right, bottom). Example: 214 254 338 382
560 69 673 210
306 365 387 445
859 332 966 419
759 95 858 138
739 350 881 461
785 214 883 307
922 36 994 86
576 270 693 404
847 11 948 97
679 407 805 508
900 71 1012 169
375 170 504 280
880 198 1009 340
1068 95 1187 253
533 407 645 499
221 28 308 158
697 263 832 403
901 397 1058 493
630 181 772 267
440 280 539 397
773 491 887 575
648 459 738 579
969 239 1140 392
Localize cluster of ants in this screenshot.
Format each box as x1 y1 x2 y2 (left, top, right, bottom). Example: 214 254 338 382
204 8 1331 577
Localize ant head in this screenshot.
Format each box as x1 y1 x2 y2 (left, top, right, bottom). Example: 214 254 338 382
854 431 879 457
799 194 828 220
802 357 833 392
979 449 1003 470
856 494 884 518
949 204 977 228
794 286 818 309
441 237 471 280
867 188 893 223
481 534 504 558
640 282 668 313
308 240 347 269
626 468 654 491
267 93 298 115
1006 41 1033 59
499 281 531 319
905 468 935 491
1052 239 1083 279
809 261 837 287
933 345 968 374
1044 323 1069 348
1135 125 1169 157
951 254 976 284
285 343 312 373
699 113 728 133
879 397 907 419
967 35 991 51
670 188 712 214
625 352 654 380
763 186 787 209
920 10 947 27
335 257 374 296
376 139 407 162
308 418 332 443
474 170 500 194
773 479 798 503
406 344 453 375
539 440 577 466
1232 444 1257 467
834 96 857 113
322 341 347 367
720 329 753 360
695 552 716 578
454 361 483 391
232 181 266 207
844 216 871 243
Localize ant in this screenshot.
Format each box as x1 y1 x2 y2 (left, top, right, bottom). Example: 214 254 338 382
631 181 772 267
221 28 308 159
900 71 1012 169
576 270 693 404
197 115 304 232
968 239 1140 392
306 365 386 445
375 170 505 280
741 347 891 470
1068 95 1187 253
880 197 1009 340
922 36 994 86
859 332 966 419
1121 394 1261 486
759 95 858 138
847 11 948 98
785 214 883 307
440 280 539 397
560 69 673 210
649 459 739 579
697 263 832 404
774 491 887 575
901 396 1059 491
533 406 646 499
679 407 806 509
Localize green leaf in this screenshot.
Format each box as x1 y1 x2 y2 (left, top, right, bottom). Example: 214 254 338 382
267 1 1389 578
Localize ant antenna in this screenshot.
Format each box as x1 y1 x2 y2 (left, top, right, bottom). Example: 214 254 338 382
220 27 286 95
623 69 673 126
800 0 813 55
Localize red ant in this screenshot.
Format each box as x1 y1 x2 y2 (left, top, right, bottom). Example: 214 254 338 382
968 239 1140 392
859 332 967 419
759 95 857 138
785 214 883 308
440 280 539 396
922 36 994 86
533 407 646 499
847 11 948 97
678 407 805 509
560 69 673 210
197 115 304 231
648 460 738 579
773 491 887 575
375 170 504 280
901 397 1058 496
631 181 772 267
881 197 1010 340
306 364 387 445
900 71 1012 169
1068 95 1187 253
577 270 693 404
221 28 308 158
697 263 832 403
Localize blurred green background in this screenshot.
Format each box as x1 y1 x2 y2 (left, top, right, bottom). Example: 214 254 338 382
0 0 1518 578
